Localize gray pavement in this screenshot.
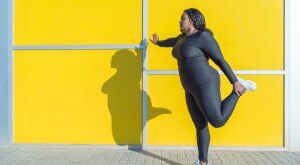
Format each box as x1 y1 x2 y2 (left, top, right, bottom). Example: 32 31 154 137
0 147 299 165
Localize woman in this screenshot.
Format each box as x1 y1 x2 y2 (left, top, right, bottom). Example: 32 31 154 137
150 8 256 165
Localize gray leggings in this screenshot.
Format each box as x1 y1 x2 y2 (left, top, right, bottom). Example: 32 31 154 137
156 31 241 163
178 58 240 163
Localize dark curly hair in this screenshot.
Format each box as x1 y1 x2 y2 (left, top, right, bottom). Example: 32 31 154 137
183 8 214 36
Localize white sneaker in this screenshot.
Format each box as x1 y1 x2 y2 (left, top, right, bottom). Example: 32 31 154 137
237 77 257 91
193 159 200 165
193 159 209 165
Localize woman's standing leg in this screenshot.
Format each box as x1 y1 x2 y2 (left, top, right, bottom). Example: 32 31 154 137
185 91 210 164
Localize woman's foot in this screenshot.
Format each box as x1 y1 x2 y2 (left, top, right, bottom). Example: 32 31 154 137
237 77 257 91
193 159 209 165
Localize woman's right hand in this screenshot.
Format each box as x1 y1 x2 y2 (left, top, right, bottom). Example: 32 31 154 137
233 81 246 96
150 33 159 45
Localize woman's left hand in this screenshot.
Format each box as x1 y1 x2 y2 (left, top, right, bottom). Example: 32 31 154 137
233 81 246 96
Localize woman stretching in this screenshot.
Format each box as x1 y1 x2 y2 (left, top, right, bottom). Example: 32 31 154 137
150 8 256 165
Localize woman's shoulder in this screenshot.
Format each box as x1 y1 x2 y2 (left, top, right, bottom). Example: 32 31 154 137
198 30 215 43
199 30 213 38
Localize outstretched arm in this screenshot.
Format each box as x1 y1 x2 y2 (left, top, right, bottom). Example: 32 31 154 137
199 32 238 84
156 33 183 47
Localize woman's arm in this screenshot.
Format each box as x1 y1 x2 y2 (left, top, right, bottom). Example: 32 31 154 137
199 32 238 84
156 33 183 47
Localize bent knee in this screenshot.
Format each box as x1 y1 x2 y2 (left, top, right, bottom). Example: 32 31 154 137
210 121 225 128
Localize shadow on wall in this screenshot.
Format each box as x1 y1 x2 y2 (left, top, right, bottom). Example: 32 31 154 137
101 46 172 146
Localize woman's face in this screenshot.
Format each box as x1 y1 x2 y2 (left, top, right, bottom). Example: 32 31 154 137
179 12 193 33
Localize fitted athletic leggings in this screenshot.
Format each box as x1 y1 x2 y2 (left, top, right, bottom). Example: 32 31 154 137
156 30 241 163
178 59 240 163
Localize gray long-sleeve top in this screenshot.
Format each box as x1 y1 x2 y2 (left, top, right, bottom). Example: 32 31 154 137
156 30 238 84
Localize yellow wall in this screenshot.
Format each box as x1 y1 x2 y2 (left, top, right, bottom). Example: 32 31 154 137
14 50 143 144
13 0 284 146
14 0 142 45
148 0 283 70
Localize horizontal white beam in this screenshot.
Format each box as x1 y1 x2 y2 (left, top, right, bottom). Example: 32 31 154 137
6 144 286 151
147 70 285 75
14 45 142 50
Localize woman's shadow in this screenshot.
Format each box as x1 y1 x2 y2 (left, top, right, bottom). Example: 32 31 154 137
101 41 182 164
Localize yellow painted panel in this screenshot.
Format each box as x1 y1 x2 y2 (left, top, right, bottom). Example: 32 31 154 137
148 0 283 70
147 75 283 146
13 49 143 144
14 0 142 45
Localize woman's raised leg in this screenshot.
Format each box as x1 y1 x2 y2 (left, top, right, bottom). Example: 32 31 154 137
191 75 240 128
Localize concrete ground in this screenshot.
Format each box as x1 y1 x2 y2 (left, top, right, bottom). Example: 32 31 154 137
0 147 299 165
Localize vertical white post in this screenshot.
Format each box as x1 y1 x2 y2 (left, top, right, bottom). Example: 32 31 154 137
0 0 13 146
289 0 300 151
142 0 148 149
